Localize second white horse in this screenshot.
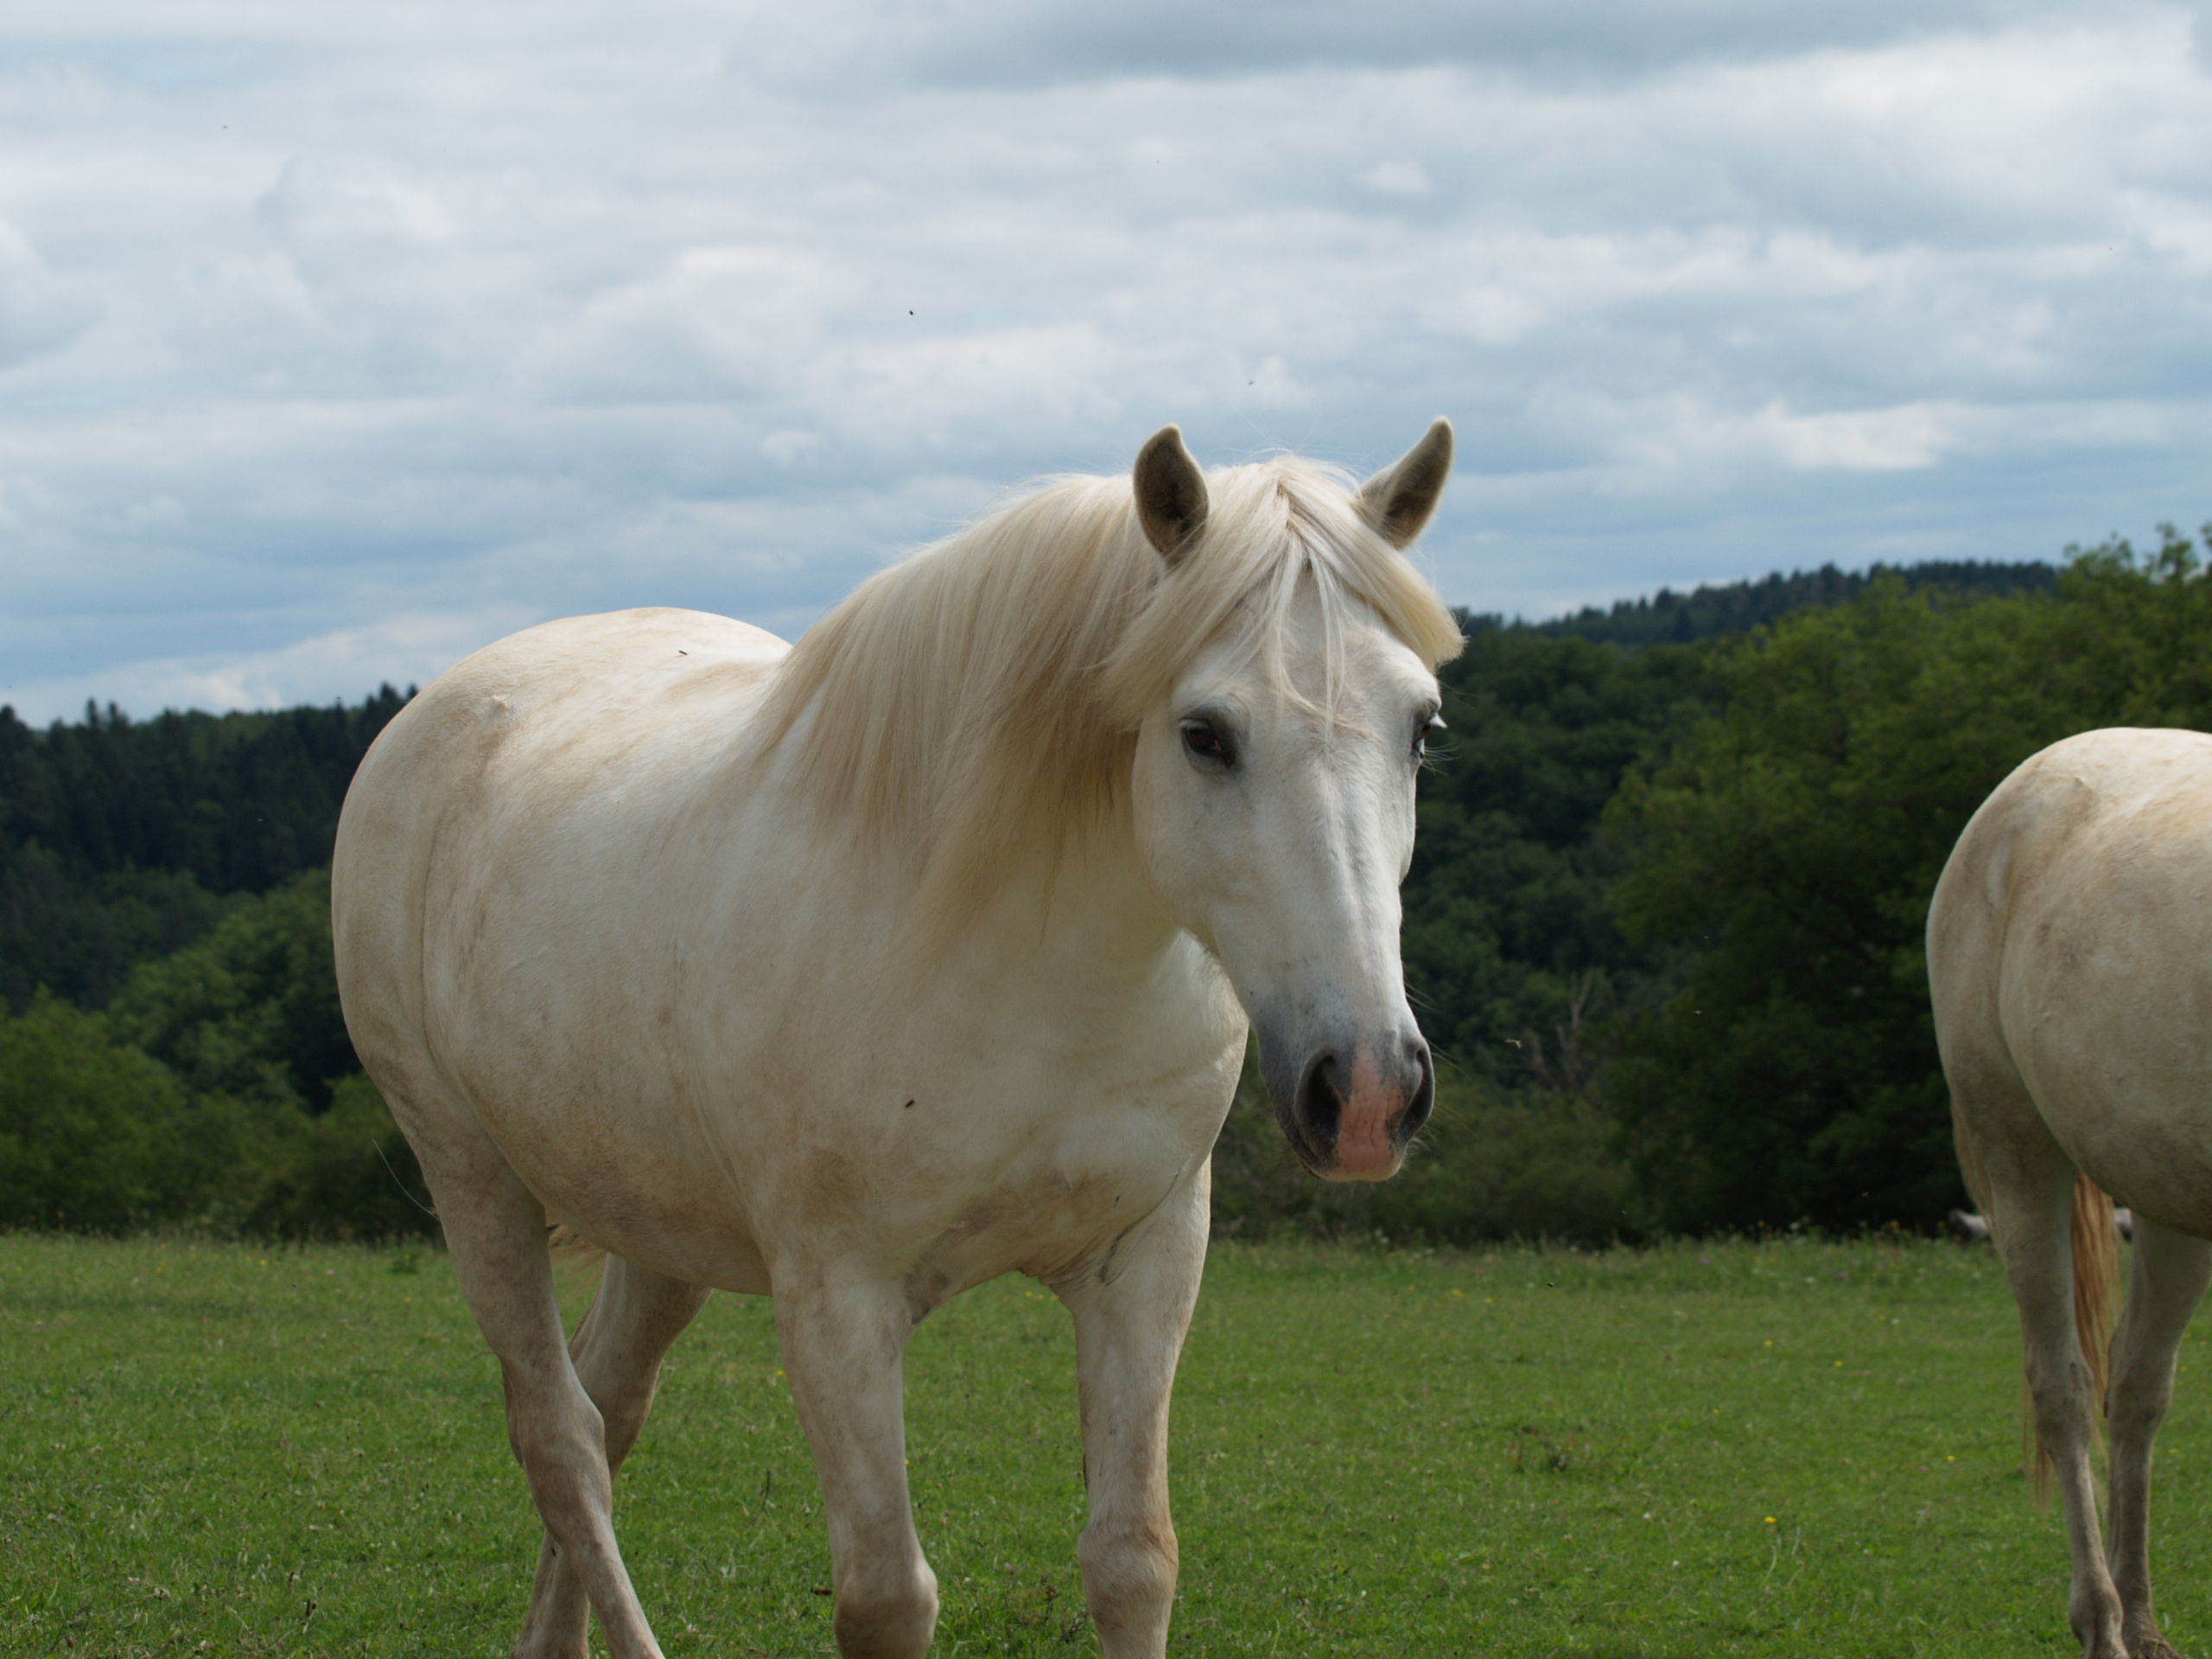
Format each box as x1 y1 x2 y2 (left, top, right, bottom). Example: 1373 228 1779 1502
1932 727 2212 1659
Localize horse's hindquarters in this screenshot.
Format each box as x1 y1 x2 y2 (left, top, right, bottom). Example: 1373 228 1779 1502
1961 734 2212 1238
1927 728 2212 1659
332 608 792 1287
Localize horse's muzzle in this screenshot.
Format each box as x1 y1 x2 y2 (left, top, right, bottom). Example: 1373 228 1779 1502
1272 1028 1433 1182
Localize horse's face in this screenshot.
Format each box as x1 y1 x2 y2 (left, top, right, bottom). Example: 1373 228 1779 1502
1131 588 1441 1181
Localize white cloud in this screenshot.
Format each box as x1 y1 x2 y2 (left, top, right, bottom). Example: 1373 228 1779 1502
1363 161 1432 197
0 218 96 370
0 1 2208 714
0 605 540 725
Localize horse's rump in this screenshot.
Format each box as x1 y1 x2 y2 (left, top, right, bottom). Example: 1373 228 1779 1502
1931 728 2212 1498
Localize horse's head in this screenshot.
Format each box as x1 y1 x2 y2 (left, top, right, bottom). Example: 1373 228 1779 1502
1125 421 1457 1181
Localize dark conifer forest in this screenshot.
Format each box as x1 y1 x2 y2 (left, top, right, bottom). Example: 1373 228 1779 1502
0 688 410 1012
9 539 2206 1242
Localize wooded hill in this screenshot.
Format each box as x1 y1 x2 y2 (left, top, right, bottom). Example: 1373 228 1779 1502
10 540 2202 1242
0 688 410 1013
1501 558 2056 648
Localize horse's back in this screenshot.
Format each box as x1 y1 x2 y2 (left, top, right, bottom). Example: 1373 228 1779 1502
351 606 785 800
1931 728 2212 1234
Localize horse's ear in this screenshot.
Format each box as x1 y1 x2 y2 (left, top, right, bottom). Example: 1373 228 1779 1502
1357 417 1454 548
1134 424 1208 566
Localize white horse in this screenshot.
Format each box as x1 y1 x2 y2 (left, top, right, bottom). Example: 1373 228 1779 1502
332 422 1465 1659
1929 727 2212 1659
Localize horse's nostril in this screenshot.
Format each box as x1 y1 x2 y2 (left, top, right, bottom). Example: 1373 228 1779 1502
1296 1051 1344 1148
1401 1041 1435 1140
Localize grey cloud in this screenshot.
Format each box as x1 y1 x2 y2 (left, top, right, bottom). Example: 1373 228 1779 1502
731 0 2124 91
0 1 2207 719
0 219 98 369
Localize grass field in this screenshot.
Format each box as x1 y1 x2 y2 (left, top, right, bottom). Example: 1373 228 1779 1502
5 1231 2211 1657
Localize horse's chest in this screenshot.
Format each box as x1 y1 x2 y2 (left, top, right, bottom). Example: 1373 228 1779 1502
893 1149 1193 1313
856 1059 1225 1294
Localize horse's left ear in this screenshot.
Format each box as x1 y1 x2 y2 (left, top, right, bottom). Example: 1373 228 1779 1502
1357 418 1454 548
1134 424 1209 566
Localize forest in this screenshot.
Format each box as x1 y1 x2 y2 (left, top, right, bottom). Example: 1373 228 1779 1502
1 536 2203 1242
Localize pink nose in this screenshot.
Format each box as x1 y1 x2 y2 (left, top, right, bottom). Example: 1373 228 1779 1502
1293 1034 1433 1181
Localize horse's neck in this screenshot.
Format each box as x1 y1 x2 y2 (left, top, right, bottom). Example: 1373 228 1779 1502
931 811 1186 1007
728 692 1192 1007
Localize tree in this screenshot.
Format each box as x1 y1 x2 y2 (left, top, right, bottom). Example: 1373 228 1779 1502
105 868 357 1110
0 687 409 1013
0 993 288 1230
1402 626 1717 1082
1603 530 2212 1230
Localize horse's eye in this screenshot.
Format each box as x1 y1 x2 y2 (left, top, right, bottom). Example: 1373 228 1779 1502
1181 720 1235 771
1414 711 1445 760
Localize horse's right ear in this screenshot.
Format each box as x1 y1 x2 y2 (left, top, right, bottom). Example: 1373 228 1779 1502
1134 424 1208 566
1357 417 1454 548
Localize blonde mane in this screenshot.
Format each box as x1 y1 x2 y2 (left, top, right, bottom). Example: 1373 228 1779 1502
754 454 1465 930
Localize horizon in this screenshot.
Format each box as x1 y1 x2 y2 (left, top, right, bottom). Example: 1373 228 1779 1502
0 548 2081 728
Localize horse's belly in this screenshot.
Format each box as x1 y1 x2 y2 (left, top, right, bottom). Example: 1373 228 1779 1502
442 1040 774 1290
519 1128 773 1294
429 907 1239 1299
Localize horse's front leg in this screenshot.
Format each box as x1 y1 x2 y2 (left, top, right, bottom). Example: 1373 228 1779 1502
775 1274 938 1659
1052 1165 1210 1659
2106 1217 2212 1659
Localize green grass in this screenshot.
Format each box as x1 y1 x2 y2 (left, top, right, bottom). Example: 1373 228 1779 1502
5 1232 2211 1656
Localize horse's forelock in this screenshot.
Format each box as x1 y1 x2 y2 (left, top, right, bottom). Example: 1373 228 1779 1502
1102 460 1463 729
754 452 1462 936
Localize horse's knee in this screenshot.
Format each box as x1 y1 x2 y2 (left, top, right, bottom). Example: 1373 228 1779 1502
832 1559 938 1659
588 1376 660 1468
2024 1344 2096 1421
1079 1516 1178 1650
503 1376 610 1494
2108 1346 2178 1439
2109 1384 2171 1446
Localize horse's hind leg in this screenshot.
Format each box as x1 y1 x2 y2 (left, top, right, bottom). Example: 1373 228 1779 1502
422 1140 667 1659
513 1255 713 1659
2106 1216 2212 1659
1961 1071 2126 1657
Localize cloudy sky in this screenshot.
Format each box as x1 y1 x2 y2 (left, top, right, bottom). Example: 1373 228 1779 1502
3 0 2208 721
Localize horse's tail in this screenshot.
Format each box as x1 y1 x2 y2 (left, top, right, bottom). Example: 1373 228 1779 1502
1953 1116 2121 1503
2056 1172 2123 1498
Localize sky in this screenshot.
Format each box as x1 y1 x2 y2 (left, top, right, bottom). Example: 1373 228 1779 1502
2 0 2209 722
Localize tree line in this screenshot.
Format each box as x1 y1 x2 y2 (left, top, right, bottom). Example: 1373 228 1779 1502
0 689 409 1013
0 694 431 1237
4 539 2202 1240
